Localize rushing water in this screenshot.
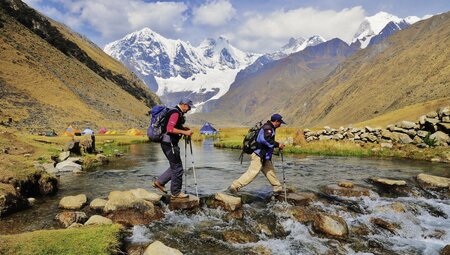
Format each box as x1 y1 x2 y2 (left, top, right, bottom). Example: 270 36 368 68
0 140 449 254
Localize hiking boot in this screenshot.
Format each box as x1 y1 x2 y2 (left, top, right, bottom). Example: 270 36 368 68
272 190 284 197
171 193 189 200
152 181 167 194
227 186 239 194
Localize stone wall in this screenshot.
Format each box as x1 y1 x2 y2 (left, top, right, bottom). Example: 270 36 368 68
304 106 450 148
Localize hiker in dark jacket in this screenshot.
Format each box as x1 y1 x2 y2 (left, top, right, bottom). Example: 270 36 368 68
228 114 286 194
153 98 194 199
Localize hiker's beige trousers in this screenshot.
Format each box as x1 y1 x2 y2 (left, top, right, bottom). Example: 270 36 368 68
231 153 282 192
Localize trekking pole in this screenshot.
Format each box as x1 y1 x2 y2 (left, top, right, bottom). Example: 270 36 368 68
188 136 199 198
184 136 188 194
281 149 287 203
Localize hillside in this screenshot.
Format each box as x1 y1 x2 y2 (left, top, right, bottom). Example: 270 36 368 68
293 11 450 127
0 0 160 131
193 38 358 126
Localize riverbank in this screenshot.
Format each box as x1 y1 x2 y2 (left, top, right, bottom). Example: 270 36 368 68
213 127 450 163
0 125 152 213
0 126 152 254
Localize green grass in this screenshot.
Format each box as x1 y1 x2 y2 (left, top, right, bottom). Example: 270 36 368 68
0 225 123 255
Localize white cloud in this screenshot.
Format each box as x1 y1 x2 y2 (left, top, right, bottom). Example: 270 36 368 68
192 0 236 26
234 6 365 52
25 0 188 42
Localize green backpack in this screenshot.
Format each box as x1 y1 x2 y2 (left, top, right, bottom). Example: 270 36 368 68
239 121 263 163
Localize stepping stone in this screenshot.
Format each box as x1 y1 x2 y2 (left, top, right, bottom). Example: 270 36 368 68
84 215 113 226
55 211 87 228
313 213 348 238
90 198 107 211
276 192 316 206
169 195 199 210
338 181 354 188
323 184 370 197
371 177 407 186
144 241 182 255
417 173 450 189
214 192 242 211
59 194 87 210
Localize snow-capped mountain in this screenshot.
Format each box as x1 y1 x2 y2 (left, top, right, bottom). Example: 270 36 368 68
234 35 326 82
104 28 259 110
352 12 421 48
280 35 326 55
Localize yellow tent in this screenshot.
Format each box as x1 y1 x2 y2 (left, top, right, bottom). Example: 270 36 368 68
126 128 143 136
63 125 80 137
105 130 117 135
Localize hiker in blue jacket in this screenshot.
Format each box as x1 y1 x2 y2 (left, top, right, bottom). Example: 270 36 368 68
228 114 286 194
152 98 194 199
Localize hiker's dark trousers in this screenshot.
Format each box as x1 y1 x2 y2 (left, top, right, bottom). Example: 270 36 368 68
157 142 183 195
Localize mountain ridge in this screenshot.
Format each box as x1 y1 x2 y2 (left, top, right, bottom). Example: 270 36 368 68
0 0 159 130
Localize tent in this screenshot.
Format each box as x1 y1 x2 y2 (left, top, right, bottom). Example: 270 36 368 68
63 125 80 137
126 128 143 136
105 130 117 135
98 127 107 134
199 122 218 135
82 128 94 135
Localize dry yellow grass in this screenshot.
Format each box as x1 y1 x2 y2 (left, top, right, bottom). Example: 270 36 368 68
0 7 158 131
355 98 450 128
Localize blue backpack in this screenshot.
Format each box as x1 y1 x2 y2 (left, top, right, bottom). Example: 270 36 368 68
147 105 173 142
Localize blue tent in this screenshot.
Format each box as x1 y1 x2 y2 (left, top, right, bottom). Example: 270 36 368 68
200 122 218 135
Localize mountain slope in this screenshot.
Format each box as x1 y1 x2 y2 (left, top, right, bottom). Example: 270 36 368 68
194 38 358 125
291 11 450 127
0 0 159 130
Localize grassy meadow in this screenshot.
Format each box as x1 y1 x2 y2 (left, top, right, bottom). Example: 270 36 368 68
212 127 450 162
0 225 123 255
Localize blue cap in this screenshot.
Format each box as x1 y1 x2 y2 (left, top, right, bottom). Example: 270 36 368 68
179 98 195 108
271 113 286 124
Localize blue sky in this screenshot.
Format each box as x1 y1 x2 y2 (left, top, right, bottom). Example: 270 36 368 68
23 0 450 53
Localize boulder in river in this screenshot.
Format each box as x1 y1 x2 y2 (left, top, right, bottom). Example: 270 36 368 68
323 184 370 197
276 192 316 206
55 160 82 172
440 245 450 255
143 241 183 255
84 215 113 226
370 217 399 234
313 213 349 238
55 211 87 227
338 181 354 188
417 173 450 190
370 177 406 186
214 192 242 211
104 190 161 226
375 202 406 214
104 190 150 212
288 206 316 223
90 198 107 211
223 230 259 244
169 195 200 211
130 188 162 203
59 194 87 210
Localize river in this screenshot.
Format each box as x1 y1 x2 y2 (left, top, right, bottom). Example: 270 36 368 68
0 140 449 254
